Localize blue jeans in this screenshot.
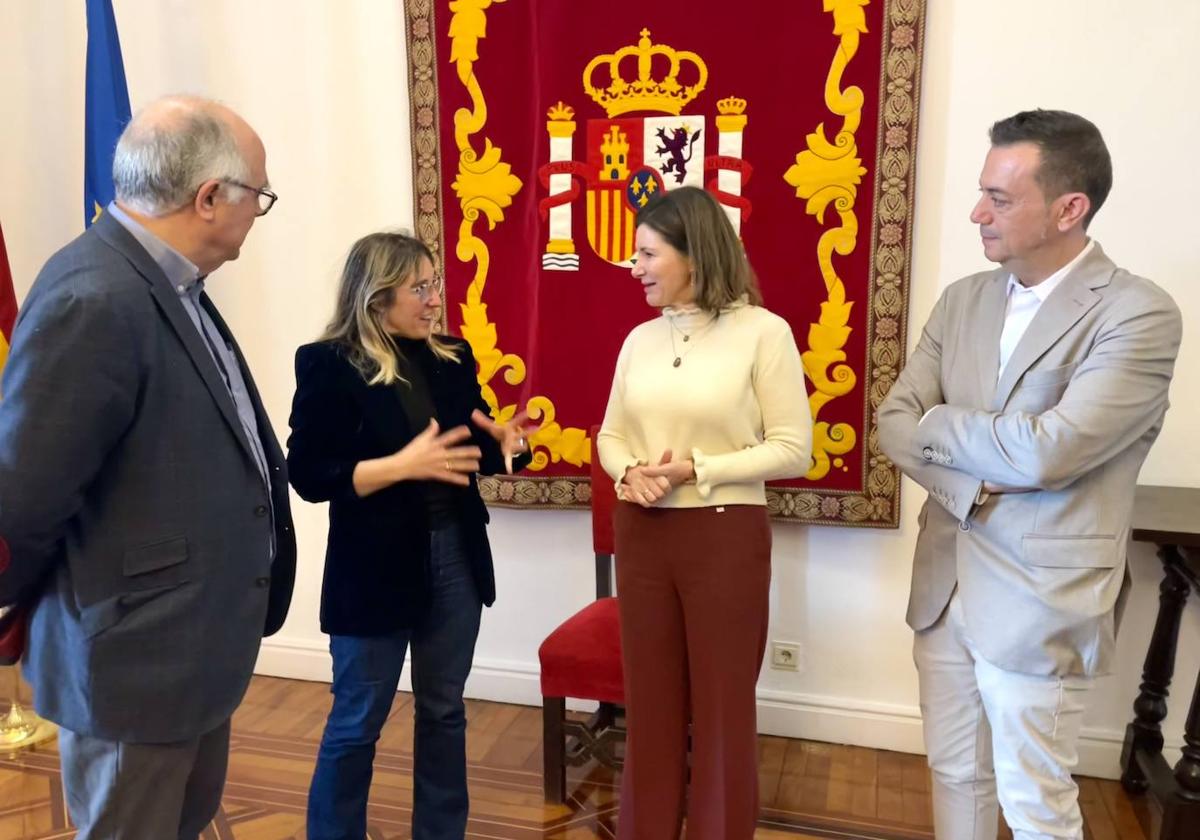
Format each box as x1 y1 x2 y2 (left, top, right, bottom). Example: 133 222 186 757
307 525 483 840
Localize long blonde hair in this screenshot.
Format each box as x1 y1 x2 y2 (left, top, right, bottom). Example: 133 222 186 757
319 231 460 385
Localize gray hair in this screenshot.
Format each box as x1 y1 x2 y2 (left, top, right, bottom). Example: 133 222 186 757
112 97 250 216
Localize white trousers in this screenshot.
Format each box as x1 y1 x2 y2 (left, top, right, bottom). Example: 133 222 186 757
914 591 1094 840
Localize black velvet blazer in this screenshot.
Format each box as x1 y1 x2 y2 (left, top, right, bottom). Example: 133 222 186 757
286 337 527 636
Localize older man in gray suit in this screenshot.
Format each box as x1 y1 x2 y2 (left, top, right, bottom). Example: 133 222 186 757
879 110 1182 840
0 95 295 838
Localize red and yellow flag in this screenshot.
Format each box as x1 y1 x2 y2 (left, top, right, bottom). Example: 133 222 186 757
0 222 16 375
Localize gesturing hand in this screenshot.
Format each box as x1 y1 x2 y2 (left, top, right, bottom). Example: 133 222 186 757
392 419 482 486
620 449 695 508
470 409 533 474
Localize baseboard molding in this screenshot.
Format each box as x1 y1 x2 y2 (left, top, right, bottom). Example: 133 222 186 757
755 688 1182 780
256 638 1181 781
255 636 333 683
756 688 926 756
254 637 592 711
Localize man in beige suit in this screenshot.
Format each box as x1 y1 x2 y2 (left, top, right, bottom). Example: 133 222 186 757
878 110 1182 840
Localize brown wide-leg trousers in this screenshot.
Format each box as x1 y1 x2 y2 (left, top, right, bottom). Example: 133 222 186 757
614 502 771 840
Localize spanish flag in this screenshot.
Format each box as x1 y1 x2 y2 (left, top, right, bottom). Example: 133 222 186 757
84 0 131 228
0 225 23 667
0 222 15 376
0 221 16 665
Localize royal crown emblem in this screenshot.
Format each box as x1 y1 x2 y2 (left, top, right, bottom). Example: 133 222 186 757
538 29 752 270
583 29 708 118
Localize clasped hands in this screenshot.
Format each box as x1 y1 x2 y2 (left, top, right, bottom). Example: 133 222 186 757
620 450 695 507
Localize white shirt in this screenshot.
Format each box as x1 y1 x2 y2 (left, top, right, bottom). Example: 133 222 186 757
919 239 1096 432
997 240 1095 377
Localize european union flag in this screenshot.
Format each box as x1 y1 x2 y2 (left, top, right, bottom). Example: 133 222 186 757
83 0 131 229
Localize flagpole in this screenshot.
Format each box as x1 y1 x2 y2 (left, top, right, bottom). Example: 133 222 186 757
0 0 131 759
0 218 55 757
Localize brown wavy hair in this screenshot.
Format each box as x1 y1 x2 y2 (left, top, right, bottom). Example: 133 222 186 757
634 186 762 311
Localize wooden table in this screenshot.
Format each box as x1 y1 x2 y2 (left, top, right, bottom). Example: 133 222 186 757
1120 484 1200 838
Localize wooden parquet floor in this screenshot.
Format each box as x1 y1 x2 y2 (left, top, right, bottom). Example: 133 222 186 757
0 675 1152 839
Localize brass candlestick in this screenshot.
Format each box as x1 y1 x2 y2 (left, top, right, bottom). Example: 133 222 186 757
1 666 55 754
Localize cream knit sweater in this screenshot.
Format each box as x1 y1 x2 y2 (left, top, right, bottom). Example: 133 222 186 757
598 302 813 508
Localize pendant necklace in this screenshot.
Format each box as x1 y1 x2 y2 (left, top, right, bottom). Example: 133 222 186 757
667 313 716 368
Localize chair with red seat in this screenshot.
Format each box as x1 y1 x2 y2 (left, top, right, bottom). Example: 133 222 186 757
538 426 624 802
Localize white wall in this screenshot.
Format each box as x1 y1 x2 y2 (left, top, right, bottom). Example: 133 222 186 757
1 1 1196 780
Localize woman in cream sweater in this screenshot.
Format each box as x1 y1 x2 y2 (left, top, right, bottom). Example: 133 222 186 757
598 186 813 839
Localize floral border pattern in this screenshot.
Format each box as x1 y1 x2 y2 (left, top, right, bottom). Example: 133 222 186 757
402 0 924 527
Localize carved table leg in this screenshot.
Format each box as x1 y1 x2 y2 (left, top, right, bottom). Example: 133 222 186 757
1162 675 1200 839
1121 547 1190 793
1174 658 1200 799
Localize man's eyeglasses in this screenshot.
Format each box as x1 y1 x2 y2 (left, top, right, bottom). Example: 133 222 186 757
409 277 444 303
222 180 279 216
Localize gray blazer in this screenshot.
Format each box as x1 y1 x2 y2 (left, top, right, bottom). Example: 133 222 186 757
878 243 1181 677
0 213 296 742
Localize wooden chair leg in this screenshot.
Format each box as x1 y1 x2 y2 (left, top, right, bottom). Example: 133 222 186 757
596 701 615 729
543 696 567 803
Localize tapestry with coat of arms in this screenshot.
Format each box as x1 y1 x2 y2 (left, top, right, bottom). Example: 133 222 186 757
404 0 925 527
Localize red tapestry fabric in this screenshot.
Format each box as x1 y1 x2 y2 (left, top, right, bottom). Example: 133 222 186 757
405 0 924 527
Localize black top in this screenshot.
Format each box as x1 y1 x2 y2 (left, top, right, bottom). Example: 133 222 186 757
393 337 457 528
285 337 530 636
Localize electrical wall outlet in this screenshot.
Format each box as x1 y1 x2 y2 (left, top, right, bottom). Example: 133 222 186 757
769 641 802 672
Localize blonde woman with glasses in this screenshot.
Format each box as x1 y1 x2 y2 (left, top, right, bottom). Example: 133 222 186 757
287 232 531 839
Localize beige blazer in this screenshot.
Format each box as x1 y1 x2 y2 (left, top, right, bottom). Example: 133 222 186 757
878 243 1182 676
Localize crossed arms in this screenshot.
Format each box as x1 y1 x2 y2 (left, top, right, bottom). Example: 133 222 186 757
877 280 1181 520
